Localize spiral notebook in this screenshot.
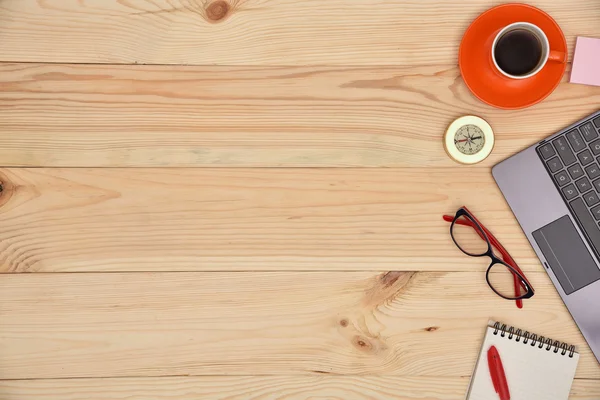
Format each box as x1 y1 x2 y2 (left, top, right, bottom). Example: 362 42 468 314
465 321 580 400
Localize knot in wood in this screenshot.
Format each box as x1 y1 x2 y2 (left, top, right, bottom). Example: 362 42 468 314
206 0 230 22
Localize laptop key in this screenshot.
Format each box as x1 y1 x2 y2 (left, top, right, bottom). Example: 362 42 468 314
567 199 600 268
581 122 598 141
553 137 576 165
555 171 571 187
594 116 600 129
568 164 584 179
592 204 600 221
566 129 586 152
591 139 600 156
576 177 592 193
586 163 600 180
578 149 594 165
584 191 600 206
594 179 600 193
547 157 563 173
572 198 600 230
539 143 556 159
562 184 578 200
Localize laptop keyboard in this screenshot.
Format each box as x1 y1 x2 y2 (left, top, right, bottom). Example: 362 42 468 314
538 114 600 259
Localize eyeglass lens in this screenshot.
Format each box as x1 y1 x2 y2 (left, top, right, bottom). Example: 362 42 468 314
451 214 489 256
487 261 529 300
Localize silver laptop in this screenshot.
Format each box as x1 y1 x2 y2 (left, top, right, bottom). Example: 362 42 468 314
493 109 600 363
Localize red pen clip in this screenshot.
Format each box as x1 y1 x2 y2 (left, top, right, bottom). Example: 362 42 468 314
488 345 511 400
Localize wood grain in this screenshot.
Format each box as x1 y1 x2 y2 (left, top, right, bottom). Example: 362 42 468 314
0 167 546 273
1 271 598 379
0 376 599 399
2 0 599 396
0 0 598 65
1 63 600 167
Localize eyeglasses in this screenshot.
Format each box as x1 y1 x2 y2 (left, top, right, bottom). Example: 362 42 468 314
443 207 535 307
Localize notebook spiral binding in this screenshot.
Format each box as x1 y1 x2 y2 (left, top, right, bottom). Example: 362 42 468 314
493 322 576 358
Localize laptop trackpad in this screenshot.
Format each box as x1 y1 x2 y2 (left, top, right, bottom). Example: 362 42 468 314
533 215 600 295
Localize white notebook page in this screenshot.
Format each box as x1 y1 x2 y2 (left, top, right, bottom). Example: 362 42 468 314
466 322 580 400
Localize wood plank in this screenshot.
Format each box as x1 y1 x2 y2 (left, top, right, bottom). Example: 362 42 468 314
0 0 597 65
1 271 598 379
1 63 600 167
0 167 545 273
0 376 598 399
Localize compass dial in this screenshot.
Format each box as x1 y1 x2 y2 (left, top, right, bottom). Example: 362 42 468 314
444 116 494 164
454 124 485 155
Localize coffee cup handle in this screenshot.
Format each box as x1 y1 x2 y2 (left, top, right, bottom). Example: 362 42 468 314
548 50 566 63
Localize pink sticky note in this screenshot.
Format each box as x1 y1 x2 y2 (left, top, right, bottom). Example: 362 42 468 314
570 37 600 87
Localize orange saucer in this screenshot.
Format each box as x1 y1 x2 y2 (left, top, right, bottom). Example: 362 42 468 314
459 3 567 109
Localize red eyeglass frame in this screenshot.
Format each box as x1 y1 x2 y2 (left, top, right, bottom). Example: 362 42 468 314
443 206 530 309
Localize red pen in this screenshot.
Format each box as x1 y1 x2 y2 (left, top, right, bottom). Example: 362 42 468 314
488 345 511 400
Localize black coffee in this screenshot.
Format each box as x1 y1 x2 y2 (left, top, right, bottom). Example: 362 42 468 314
494 29 543 76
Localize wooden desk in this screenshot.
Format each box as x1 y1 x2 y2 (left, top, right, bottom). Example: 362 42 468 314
0 0 599 398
